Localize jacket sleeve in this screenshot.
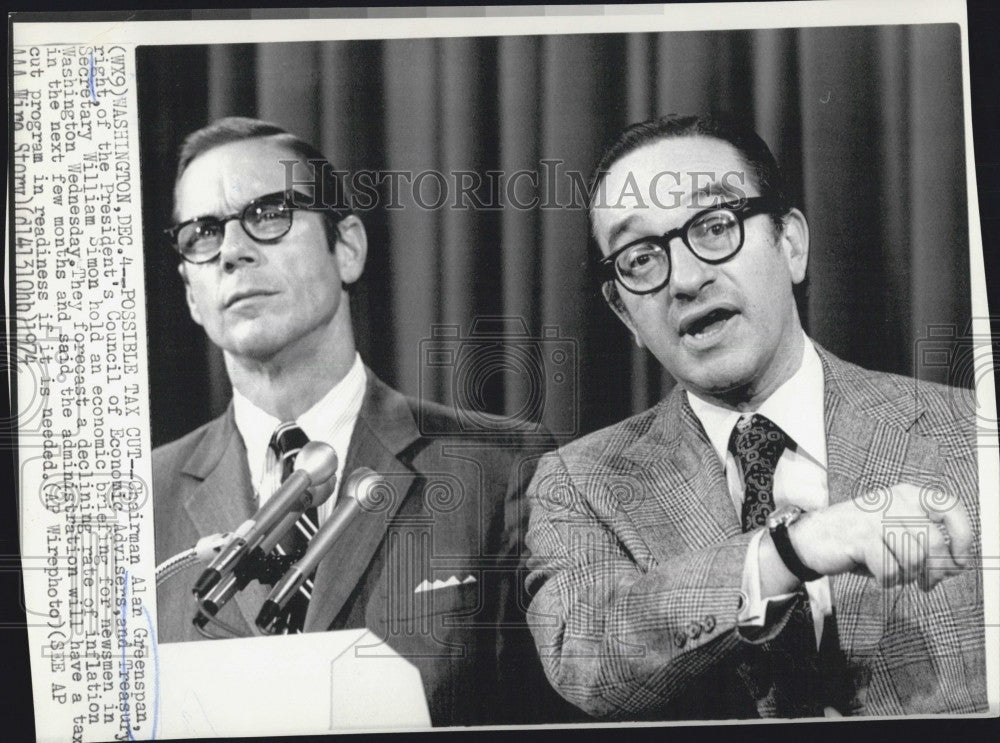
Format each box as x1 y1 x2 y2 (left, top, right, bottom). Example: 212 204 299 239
523 449 791 719
492 443 590 725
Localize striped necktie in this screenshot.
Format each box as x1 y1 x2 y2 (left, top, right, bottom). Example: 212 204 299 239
266 422 318 633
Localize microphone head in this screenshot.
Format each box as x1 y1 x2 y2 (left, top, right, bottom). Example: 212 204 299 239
343 467 387 511
295 441 339 485
304 476 337 509
255 599 283 634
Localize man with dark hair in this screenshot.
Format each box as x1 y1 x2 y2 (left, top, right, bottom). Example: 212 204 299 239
153 117 576 727
525 114 986 718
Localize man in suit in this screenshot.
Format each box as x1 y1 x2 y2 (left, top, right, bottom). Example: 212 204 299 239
152 117 577 726
524 114 987 718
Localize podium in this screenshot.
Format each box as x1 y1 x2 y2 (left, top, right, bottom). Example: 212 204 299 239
155 629 431 738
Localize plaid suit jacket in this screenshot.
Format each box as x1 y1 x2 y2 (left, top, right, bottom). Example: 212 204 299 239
524 346 987 719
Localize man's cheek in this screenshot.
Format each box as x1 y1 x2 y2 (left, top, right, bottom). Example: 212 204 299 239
184 287 206 328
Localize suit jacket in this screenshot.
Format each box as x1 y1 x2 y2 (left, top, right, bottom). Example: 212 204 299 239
153 370 583 727
524 347 987 719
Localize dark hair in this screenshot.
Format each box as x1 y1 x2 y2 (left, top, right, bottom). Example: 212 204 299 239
174 116 352 250
587 114 792 309
588 113 789 239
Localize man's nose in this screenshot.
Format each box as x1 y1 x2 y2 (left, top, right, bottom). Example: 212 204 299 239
668 239 714 300
218 220 261 272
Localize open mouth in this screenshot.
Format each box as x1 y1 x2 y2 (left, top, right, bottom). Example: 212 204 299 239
680 307 738 339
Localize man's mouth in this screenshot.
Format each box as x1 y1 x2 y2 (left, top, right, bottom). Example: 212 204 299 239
679 307 738 340
225 289 276 308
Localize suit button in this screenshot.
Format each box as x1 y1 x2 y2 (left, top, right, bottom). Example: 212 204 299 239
687 622 702 640
673 631 687 649
736 593 746 611
703 615 716 632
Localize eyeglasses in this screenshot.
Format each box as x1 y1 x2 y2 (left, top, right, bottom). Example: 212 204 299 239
165 189 330 264
598 196 780 295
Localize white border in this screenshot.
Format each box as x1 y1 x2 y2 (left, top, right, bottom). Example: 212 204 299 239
10 0 996 733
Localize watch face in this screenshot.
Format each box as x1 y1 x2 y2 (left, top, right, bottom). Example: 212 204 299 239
767 506 802 530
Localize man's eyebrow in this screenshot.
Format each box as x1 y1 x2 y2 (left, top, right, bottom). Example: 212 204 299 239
690 180 741 204
173 189 290 224
605 214 644 249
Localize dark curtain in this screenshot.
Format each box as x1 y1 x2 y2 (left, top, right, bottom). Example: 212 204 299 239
138 25 970 448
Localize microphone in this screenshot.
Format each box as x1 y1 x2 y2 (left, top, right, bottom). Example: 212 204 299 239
256 467 385 633
192 442 338 598
194 475 339 626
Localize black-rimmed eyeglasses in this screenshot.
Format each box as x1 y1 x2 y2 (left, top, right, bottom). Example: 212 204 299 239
165 189 331 265
598 196 780 295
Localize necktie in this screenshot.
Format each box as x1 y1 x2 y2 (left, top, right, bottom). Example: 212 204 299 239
730 413 828 717
731 413 786 532
265 422 318 633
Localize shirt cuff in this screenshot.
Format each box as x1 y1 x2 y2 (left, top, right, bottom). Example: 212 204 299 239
738 528 797 627
739 528 834 650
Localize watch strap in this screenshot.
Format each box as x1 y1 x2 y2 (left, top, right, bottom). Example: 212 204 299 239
770 522 823 583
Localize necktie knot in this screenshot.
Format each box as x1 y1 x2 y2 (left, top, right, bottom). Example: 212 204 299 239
269 423 309 482
270 421 309 457
729 413 787 474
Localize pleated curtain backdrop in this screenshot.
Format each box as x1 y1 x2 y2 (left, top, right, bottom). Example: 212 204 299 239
139 25 969 447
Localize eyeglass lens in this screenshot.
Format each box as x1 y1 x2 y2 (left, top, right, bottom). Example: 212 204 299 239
176 198 293 262
615 208 743 292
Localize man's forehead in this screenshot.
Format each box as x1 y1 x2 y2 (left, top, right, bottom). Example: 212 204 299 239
601 135 750 199
592 135 754 244
173 137 311 219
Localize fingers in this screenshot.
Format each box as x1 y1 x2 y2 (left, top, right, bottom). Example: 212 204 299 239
856 483 973 592
883 524 927 588
865 536 902 588
920 524 952 591
936 500 973 569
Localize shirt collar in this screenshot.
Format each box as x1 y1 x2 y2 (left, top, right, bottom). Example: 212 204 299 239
232 352 367 483
686 334 827 468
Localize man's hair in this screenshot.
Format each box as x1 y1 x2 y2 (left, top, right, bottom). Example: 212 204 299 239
174 116 352 251
587 114 793 308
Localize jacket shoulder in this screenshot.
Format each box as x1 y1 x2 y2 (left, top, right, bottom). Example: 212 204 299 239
151 417 224 484
536 400 670 478
821 349 977 457
405 395 558 455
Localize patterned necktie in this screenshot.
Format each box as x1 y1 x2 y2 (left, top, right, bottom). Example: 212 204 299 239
729 413 828 717
730 413 787 532
265 422 318 633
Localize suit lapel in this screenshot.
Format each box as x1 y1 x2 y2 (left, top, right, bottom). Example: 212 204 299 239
304 372 419 632
619 389 740 561
178 407 271 634
820 347 941 505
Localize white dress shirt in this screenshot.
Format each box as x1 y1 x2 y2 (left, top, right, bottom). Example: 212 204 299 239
687 334 832 647
232 352 367 525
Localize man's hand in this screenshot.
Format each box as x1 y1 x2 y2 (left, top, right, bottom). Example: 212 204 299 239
761 483 972 596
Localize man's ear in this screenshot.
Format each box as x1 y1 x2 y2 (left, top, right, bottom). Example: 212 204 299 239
177 263 204 327
601 281 644 349
780 208 809 285
333 215 368 285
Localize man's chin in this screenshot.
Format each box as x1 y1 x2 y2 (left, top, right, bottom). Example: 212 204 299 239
678 360 757 406
219 332 287 365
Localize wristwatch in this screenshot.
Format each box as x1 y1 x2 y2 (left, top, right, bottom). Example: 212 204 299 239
766 506 823 583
